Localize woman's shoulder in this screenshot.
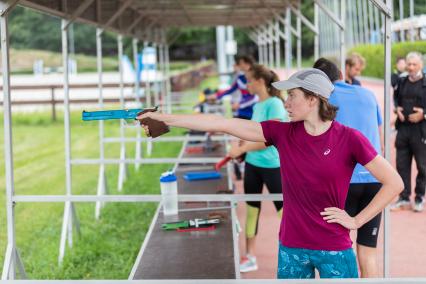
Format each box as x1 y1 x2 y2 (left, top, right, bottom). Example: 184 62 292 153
332 121 364 139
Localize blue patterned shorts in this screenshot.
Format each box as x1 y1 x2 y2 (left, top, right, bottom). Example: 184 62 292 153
277 243 358 279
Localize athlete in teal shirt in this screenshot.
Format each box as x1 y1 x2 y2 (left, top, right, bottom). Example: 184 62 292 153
246 96 288 168
228 64 287 273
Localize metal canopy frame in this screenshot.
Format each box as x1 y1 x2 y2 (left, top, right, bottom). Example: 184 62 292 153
0 0 400 281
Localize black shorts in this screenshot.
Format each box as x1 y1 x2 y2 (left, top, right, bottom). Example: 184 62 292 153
345 183 382 248
244 162 283 211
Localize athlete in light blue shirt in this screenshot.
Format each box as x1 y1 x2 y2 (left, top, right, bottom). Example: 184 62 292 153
330 81 383 183
314 58 383 278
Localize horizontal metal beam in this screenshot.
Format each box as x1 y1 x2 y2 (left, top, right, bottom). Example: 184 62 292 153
103 0 134 29
259 25 274 43
290 25 298 37
289 4 318 34
63 0 95 30
13 194 283 203
274 12 286 27
103 135 231 143
0 0 20 16
1 278 426 283
71 157 222 165
277 29 287 40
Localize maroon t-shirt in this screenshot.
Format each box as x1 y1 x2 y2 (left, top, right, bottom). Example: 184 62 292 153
261 120 377 250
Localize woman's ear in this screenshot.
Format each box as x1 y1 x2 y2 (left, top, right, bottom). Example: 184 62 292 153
308 95 319 107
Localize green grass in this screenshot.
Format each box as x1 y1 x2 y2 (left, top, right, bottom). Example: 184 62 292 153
0 86 204 279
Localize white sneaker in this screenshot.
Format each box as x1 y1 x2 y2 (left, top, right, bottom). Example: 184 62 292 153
240 254 258 273
390 198 411 211
413 199 424 212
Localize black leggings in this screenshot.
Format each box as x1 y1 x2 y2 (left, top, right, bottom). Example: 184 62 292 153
244 162 283 237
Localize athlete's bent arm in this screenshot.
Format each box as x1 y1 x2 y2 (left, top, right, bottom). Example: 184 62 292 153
321 155 403 229
137 112 266 143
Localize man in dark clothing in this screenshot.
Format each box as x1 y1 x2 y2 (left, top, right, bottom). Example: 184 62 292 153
391 52 426 212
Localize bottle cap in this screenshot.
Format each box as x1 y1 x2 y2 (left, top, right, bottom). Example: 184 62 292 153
160 171 177 183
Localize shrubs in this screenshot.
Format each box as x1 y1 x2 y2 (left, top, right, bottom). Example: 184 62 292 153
349 41 426 79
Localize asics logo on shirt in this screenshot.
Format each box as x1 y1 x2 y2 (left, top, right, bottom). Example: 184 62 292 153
323 149 331 155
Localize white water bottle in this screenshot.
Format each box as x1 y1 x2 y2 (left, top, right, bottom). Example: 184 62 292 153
160 171 178 215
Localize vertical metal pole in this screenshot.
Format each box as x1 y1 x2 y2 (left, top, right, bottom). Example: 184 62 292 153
399 0 404 41
368 0 375 43
226 26 235 72
327 0 333 56
231 204 241 279
133 38 141 103
346 0 353 47
268 22 274 69
383 0 392 277
95 28 106 219
152 41 159 106
161 31 168 108
409 0 414 41
133 37 142 171
144 41 152 107
296 3 302 69
314 2 319 60
160 32 167 107
262 30 268 67
62 20 72 208
165 43 172 114
352 0 359 44
285 7 292 70
362 0 369 43
261 28 267 67
259 34 263 65
356 0 364 44
158 41 164 107
117 34 127 191
257 33 263 64
59 19 75 263
340 0 346 81
143 41 153 156
275 19 280 69
1 6 16 279
374 2 381 42
216 26 228 89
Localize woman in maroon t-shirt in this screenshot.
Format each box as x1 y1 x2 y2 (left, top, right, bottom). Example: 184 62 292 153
138 68 403 279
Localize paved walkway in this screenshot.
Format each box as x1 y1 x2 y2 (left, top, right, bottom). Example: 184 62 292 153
235 75 426 278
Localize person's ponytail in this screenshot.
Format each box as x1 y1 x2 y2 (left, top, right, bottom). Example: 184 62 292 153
249 64 283 101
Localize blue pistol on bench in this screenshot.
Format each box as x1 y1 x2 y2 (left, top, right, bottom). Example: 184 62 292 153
82 106 170 138
82 107 158 121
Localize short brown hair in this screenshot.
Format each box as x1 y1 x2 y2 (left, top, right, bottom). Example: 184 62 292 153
345 53 366 68
238 55 255 67
301 88 338 121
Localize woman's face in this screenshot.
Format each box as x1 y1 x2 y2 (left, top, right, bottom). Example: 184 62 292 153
284 88 314 121
246 71 262 94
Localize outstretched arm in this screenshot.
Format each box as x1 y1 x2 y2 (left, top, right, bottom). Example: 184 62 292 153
137 112 266 142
